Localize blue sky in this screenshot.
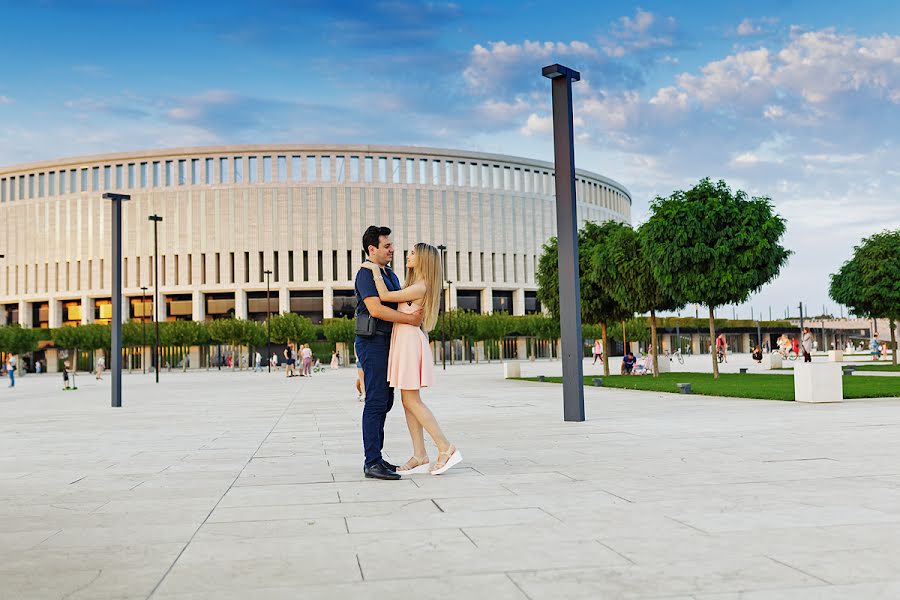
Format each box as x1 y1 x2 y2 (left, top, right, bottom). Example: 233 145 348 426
2 0 899 319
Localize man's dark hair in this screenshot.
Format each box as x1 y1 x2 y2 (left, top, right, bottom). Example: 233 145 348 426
362 226 391 255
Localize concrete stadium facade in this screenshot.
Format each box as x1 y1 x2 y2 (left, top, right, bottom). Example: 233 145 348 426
0 145 631 328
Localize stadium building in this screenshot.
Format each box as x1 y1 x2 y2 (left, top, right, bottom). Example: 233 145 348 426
0 145 631 329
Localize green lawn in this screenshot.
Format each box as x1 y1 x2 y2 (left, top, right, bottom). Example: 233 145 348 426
521 372 900 401
853 363 900 372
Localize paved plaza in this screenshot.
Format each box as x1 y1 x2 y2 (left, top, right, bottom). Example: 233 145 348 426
3 358 900 599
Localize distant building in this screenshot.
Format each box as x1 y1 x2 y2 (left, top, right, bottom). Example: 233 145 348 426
0 145 631 327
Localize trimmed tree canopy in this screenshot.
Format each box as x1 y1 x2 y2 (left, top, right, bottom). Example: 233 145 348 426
642 178 790 308
830 229 900 322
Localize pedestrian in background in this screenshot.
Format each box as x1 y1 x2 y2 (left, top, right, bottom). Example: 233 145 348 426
6 355 16 388
801 327 813 362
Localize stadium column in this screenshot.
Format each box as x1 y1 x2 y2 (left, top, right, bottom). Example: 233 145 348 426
192 291 205 321
18 299 31 327
235 290 248 320
278 288 289 315
323 287 334 319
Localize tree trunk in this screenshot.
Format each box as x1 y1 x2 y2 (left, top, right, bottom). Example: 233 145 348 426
891 319 897 366
650 310 660 378
709 306 719 379
622 320 627 356
601 322 610 377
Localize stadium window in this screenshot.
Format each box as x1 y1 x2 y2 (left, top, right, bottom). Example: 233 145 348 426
81 168 88 192
419 159 427 184
205 158 214 184
191 159 199 184
91 168 100 192
456 251 461 282
277 156 286 182
317 251 323 282
165 161 173 186
364 156 373 183
432 160 440 185
234 157 244 183
0 178 5 202
302 250 309 281
244 252 250 283
392 158 401 183
307 156 316 182
350 156 360 182
103 165 111 190
292 156 302 182
288 250 294 282
152 162 160 187
229 252 235 283
406 158 415 184
248 156 258 183
347 250 353 280
139 163 147 188
469 163 478 187
215 253 221 284
114 164 122 189
38 173 45 197
321 156 331 182
332 250 338 281
187 255 191 285
273 251 279 283
262 155 272 183
258 251 264 283
378 157 387 183
335 155 345 182
201 253 206 284
127 164 135 188
175 160 184 185
445 161 453 186
219 157 229 183
174 255 179 286
69 169 76 193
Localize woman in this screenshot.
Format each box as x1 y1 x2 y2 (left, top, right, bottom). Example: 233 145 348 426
330 351 339 370
752 345 763 363
592 339 603 365
801 327 813 363
362 243 461 476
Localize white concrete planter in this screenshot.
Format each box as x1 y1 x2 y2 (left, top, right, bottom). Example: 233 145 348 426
769 353 783 369
794 362 843 403
503 362 521 379
828 350 844 362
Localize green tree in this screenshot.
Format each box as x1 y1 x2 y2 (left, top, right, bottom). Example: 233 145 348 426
323 316 358 364
0 324 39 357
830 229 900 364
206 318 245 370
599 224 685 376
269 313 316 347
539 220 632 376
643 178 790 378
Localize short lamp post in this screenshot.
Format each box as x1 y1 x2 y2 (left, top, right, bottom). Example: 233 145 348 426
148 214 163 383
140 286 148 374
103 193 131 408
437 244 447 370
264 269 273 373
542 63 585 422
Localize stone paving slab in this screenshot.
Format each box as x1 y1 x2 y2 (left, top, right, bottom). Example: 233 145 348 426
2 358 900 599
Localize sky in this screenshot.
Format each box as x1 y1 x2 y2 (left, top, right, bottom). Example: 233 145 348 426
1 0 898 320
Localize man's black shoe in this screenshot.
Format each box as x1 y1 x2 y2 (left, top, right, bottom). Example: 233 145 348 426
382 460 398 472
364 463 401 480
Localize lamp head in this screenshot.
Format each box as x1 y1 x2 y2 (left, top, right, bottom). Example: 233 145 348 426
542 64 581 81
103 192 132 202
148 214 163 222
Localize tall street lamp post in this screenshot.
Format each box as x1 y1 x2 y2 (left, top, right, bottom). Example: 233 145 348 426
264 269 273 373
542 63 585 422
437 245 447 370
140 286 148 374
103 193 131 408
148 214 163 383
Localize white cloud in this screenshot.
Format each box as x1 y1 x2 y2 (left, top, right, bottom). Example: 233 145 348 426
519 113 552 136
737 19 760 36
0 96 13 105
736 17 778 37
763 104 784 119
463 40 598 93
602 8 681 57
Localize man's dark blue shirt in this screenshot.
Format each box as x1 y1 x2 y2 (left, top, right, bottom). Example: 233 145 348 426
355 263 401 334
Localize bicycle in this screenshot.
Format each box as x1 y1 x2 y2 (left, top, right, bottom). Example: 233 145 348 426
666 349 684 365
779 348 798 361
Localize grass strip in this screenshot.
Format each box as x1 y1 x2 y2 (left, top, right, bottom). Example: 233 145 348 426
520 372 900 401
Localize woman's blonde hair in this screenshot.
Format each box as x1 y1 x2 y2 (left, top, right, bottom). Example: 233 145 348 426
405 242 443 332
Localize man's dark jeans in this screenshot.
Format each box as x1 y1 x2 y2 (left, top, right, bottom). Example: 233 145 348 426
356 333 394 467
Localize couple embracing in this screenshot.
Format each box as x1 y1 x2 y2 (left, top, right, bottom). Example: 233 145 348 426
354 225 462 480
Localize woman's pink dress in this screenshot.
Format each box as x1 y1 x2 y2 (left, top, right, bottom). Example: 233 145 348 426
387 301 435 390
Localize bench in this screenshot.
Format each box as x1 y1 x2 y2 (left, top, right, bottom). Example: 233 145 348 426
593 378 603 387
739 368 748 374
676 383 692 394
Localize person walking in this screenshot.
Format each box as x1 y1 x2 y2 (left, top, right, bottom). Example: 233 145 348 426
95 354 105 380
354 226 425 480
301 344 313 376
254 351 263 372
870 332 881 361
330 351 339 370
6 354 16 388
801 327 813 363
592 339 603 365
362 242 462 476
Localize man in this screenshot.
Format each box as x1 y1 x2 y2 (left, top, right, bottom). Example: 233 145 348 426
355 226 422 480
870 332 880 361
715 334 727 363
